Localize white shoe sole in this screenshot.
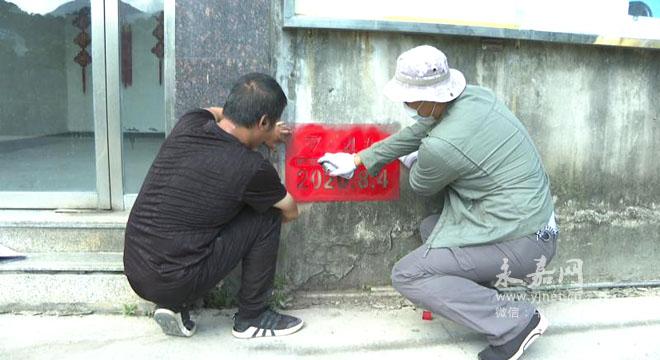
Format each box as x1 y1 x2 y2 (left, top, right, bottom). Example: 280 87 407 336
508 311 549 360
153 308 196 337
232 320 304 339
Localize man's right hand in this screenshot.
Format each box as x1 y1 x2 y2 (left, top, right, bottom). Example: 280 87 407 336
318 152 357 179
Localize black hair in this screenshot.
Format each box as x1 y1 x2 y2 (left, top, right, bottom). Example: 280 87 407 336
222 72 287 128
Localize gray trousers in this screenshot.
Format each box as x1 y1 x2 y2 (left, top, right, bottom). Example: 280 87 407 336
391 215 557 346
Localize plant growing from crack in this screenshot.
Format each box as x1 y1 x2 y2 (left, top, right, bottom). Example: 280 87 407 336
204 274 292 310
122 303 138 316
268 275 292 309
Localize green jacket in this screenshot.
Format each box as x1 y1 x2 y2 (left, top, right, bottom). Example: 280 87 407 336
359 85 554 248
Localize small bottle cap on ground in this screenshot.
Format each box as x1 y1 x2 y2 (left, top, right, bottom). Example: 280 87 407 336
422 310 433 321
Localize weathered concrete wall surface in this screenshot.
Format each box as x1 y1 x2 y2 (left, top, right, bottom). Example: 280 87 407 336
175 0 660 291
270 3 660 290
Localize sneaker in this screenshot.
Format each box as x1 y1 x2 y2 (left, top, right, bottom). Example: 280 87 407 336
478 310 548 360
153 308 197 337
232 308 304 339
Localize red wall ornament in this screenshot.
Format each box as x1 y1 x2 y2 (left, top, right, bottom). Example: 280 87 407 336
121 24 132 88
72 7 91 93
151 11 164 85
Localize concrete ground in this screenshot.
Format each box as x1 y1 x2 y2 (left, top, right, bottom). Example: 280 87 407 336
2 295 659 360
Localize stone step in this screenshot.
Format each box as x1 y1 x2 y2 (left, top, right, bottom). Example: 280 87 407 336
0 210 128 253
0 252 150 314
0 252 124 273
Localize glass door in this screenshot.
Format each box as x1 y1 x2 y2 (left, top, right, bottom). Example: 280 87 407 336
105 0 170 210
0 0 109 208
0 0 171 210
118 0 166 196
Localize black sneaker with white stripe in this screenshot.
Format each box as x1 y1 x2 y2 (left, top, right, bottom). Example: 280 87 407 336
153 308 197 337
232 308 304 339
478 310 548 360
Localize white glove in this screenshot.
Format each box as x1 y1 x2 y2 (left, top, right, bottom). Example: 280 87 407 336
398 151 418 169
318 152 356 179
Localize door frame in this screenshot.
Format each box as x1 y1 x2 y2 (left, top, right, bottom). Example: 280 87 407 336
108 0 177 211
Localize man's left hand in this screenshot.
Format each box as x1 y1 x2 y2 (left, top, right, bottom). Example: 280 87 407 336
266 122 292 150
399 151 418 169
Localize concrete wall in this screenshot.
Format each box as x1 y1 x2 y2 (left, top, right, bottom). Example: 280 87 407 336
173 0 660 291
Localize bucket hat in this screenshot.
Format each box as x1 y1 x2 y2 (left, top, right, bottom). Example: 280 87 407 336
383 45 466 103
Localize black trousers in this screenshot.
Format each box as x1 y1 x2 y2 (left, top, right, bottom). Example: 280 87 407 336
131 207 282 319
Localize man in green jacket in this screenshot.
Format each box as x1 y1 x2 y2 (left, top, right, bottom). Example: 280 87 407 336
319 45 558 360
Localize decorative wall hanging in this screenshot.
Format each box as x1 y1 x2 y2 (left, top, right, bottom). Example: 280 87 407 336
151 11 164 85
73 7 91 94
121 24 133 88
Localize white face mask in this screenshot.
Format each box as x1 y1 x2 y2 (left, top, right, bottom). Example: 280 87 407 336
403 102 438 122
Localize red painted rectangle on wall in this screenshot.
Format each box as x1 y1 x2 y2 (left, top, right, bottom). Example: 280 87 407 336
285 124 400 202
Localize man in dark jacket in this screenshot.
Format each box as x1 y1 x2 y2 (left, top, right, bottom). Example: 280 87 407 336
124 73 303 338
